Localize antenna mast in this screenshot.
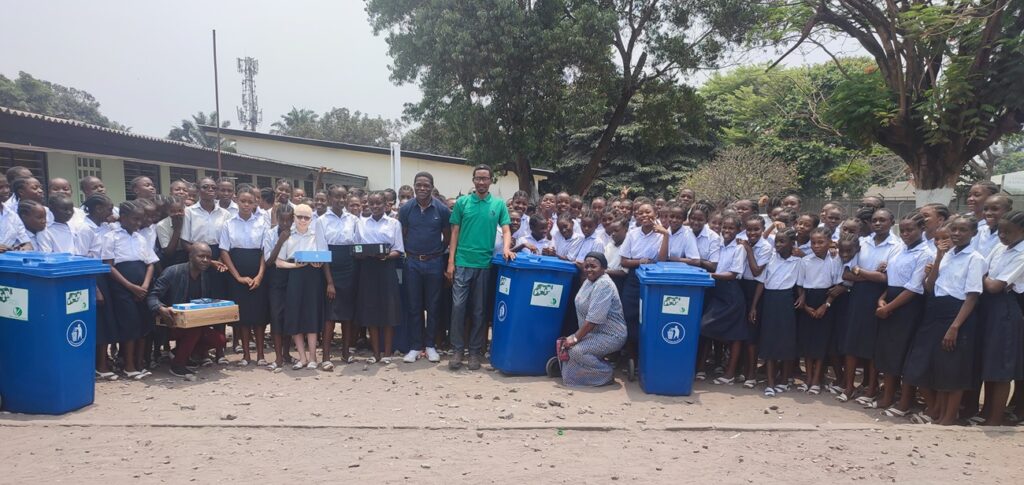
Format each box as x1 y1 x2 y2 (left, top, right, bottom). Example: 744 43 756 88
237 57 262 131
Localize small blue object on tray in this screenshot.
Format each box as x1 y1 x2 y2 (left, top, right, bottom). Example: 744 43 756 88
294 250 333 263
172 299 236 311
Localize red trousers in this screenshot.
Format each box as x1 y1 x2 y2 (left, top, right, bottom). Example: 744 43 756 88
171 327 226 366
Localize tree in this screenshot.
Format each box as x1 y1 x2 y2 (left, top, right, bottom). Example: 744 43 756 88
271 107 403 146
0 71 126 129
677 146 798 207
763 0 1024 199
700 60 906 198
367 0 613 196
270 107 319 137
167 111 235 152
569 0 764 195
547 80 716 199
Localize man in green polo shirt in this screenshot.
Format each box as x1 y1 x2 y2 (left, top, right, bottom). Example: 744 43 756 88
446 164 514 370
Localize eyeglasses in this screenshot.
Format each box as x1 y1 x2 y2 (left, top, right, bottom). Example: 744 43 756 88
200 184 216 190
472 177 491 182
295 215 312 220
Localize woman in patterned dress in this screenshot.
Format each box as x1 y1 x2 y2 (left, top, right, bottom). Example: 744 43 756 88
561 252 628 387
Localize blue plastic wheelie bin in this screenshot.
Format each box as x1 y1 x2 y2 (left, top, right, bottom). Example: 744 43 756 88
489 253 577 375
0 252 109 414
635 262 714 396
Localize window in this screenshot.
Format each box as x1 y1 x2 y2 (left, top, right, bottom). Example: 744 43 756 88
76 157 103 203
0 148 48 183
169 166 197 185
123 161 162 200
256 176 272 189
303 180 314 196
231 173 253 185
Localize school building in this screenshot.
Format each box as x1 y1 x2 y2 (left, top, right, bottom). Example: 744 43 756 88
0 106 549 204
200 126 551 199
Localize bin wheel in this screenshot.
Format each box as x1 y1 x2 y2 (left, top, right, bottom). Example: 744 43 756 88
546 357 561 378
627 358 636 382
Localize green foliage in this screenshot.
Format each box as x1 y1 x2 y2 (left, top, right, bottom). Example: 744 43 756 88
270 107 403 147
678 146 798 206
0 71 125 129
167 111 235 152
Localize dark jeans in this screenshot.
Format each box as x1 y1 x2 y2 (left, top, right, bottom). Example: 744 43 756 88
171 327 227 367
405 257 444 350
450 266 489 354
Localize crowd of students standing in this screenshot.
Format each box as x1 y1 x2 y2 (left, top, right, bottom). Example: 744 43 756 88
0 163 1021 427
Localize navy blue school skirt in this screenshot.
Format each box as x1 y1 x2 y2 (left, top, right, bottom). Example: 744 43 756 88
874 286 923 376
902 295 977 391
355 257 401 327
621 271 641 353
266 265 288 335
798 288 833 359
110 261 153 342
740 279 761 343
828 289 850 357
978 291 1024 382
839 280 885 359
94 274 117 345
326 245 357 322
758 289 798 361
284 264 324 335
227 248 269 326
700 279 747 342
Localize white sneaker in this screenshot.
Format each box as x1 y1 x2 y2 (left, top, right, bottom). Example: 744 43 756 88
403 349 420 363
425 347 441 363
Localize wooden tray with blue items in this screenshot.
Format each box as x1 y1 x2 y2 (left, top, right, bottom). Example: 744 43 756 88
161 299 240 328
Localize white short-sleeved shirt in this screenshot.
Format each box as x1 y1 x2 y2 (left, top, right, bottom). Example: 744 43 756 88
554 232 584 260
140 225 157 253
592 224 607 246
0 205 26 247
715 239 745 276
972 224 1001 258
72 217 110 259
315 209 359 246
516 234 552 255
512 214 531 240
667 226 700 260
934 245 987 300
36 222 78 254
604 240 624 273
100 228 159 265
799 253 843 289
182 203 231 245
797 239 812 256
278 227 327 261
219 200 239 217
573 234 602 262
987 240 1024 294
762 253 801 290
219 213 268 251
858 232 902 272
356 214 404 254
262 227 281 262
886 241 934 295
693 225 722 263
741 237 773 282
619 227 663 261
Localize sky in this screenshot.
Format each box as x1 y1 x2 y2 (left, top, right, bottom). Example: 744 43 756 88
1 0 860 139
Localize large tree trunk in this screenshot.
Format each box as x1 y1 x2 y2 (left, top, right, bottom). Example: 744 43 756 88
906 150 965 206
512 153 536 199
572 90 633 196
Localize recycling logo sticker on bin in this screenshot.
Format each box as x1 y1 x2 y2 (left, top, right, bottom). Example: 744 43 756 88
661 322 685 344
65 289 89 314
530 282 562 308
661 295 690 315
0 285 28 321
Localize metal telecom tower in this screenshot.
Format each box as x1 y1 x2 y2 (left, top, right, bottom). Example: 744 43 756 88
237 57 262 131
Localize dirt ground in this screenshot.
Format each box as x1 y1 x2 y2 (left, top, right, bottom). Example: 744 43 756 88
2 352 1022 483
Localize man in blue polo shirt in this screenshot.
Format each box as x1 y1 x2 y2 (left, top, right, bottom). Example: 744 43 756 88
447 164 515 370
399 172 451 364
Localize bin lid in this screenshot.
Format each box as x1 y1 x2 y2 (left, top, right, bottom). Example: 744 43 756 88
491 253 578 274
635 262 714 287
0 251 110 278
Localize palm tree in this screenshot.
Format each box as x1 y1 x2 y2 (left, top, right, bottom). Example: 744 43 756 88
167 111 235 152
271 107 320 136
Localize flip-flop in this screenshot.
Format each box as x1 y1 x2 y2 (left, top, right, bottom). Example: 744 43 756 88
796 383 809 392
764 387 777 397
742 379 757 389
125 371 147 381
836 392 851 402
306 362 317 370
321 361 335 371
807 385 821 395
712 376 735 385
95 371 119 381
256 359 268 367
292 362 306 370
366 356 378 365
695 372 707 381
855 395 876 406
863 400 880 409
883 407 909 417
774 384 790 393
910 413 933 425
967 416 986 426
346 355 355 364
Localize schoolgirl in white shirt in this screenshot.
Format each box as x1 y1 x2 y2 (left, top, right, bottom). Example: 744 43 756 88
514 215 554 255
219 190 269 367
277 204 333 370
699 214 748 385
737 215 773 382
354 192 405 364
974 195 1012 258
35 195 77 254
686 205 721 273
619 203 664 357
796 227 843 395
315 190 362 367
74 194 118 380
749 229 803 397
662 204 701 267
101 201 159 381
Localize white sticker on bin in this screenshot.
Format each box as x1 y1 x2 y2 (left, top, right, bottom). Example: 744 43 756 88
498 276 511 295
0 285 28 321
66 289 89 315
661 295 690 315
529 282 563 308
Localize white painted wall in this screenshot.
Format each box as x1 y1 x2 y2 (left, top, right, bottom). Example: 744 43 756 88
226 136 543 200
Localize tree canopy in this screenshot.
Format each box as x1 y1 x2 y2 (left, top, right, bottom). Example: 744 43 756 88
270 106 403 147
0 71 126 129
167 111 235 152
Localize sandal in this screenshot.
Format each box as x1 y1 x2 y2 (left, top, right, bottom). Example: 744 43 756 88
237 359 249 367
695 371 707 381
883 407 910 418
306 361 317 370
796 383 809 392
855 395 876 406
910 413 933 425
366 356 378 365
863 400 880 409
125 371 147 381
381 357 392 365
967 416 986 426
774 384 790 393
742 379 757 389
321 361 335 371
345 355 355 364
256 359 268 367
217 357 230 365
807 385 821 395
292 361 307 370
200 358 214 367
835 392 851 403
712 376 735 385
764 387 777 397
267 362 279 371
95 371 119 381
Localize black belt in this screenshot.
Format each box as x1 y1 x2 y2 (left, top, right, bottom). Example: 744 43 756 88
407 252 444 261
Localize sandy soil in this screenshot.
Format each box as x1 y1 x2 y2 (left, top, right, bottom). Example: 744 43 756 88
1 353 1022 483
